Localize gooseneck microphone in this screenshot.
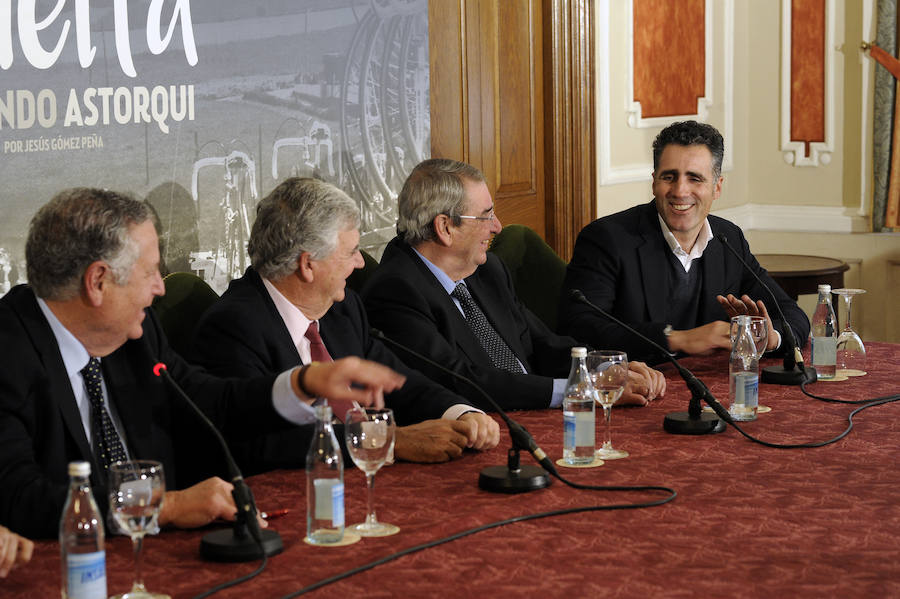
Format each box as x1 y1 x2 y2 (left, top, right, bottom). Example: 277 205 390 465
369 328 557 493
153 362 283 562
716 234 817 385
568 290 732 434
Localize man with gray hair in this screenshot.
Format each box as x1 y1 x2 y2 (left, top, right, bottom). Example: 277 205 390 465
362 159 665 412
0 187 403 538
189 177 499 469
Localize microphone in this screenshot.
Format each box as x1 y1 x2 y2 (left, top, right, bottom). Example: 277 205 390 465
369 327 557 493
716 234 817 385
568 290 732 434
153 362 283 562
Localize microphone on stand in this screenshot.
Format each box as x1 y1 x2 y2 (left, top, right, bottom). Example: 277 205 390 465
152 362 283 562
716 234 817 385
568 290 732 434
369 327 557 493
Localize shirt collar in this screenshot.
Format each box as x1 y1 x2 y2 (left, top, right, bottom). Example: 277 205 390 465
657 213 713 269
36 297 92 378
261 277 314 355
412 247 460 295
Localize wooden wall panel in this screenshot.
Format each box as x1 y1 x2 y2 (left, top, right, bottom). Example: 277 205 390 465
633 0 705 118
790 0 826 155
429 0 594 258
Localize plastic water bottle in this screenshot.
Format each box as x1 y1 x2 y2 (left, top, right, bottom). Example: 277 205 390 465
60 461 106 599
563 347 596 465
729 315 759 421
306 404 344 544
811 284 837 379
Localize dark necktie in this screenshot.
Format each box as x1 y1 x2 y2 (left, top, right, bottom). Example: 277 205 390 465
81 358 128 472
304 321 354 423
451 282 524 374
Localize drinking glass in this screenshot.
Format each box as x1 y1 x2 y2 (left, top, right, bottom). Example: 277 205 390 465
344 407 399 537
730 315 768 358
833 288 867 375
586 350 629 460
108 460 169 599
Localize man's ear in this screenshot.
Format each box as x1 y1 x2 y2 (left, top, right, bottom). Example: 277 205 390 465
295 252 315 283
82 261 110 307
432 214 454 247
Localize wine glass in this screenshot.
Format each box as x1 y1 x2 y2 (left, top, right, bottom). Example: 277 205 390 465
108 460 169 599
833 288 867 376
344 407 399 537
730 315 768 358
586 350 629 460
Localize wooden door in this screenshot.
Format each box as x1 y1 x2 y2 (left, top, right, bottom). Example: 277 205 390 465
429 0 594 261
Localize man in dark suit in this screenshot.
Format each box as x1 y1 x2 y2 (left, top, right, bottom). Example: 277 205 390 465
558 121 810 363
188 177 499 469
0 188 404 538
362 159 665 412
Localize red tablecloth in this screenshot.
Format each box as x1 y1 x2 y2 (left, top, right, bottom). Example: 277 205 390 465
6 343 900 598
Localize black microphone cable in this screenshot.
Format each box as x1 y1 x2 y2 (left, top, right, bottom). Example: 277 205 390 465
569 290 900 449
273 331 678 598
152 362 269 599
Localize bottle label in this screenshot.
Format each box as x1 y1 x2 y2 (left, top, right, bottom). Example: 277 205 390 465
66 551 107 599
563 410 594 447
313 479 344 527
811 336 836 366
732 372 758 408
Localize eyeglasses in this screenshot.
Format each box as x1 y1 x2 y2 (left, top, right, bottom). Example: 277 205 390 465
456 211 496 223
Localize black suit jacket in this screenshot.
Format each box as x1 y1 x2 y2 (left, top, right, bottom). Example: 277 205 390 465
558 201 811 362
362 238 576 411
187 268 475 473
0 285 289 538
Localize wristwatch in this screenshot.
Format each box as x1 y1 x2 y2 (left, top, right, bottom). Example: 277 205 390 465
663 324 673 338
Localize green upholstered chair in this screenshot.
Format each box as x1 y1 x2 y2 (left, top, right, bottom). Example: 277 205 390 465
346 248 379 294
151 272 219 356
488 224 567 331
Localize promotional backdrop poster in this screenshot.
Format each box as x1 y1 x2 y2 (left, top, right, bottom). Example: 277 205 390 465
0 0 430 293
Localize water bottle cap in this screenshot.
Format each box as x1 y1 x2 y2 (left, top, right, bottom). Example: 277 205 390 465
68 461 91 477
818 284 832 293
571 347 587 358
315 402 333 421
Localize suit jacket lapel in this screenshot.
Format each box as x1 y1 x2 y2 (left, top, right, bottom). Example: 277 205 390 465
700 231 727 321
637 204 669 322
245 268 303 364
398 241 490 366
14 289 95 466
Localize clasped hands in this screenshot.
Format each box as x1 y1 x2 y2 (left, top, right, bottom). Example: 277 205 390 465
666 294 777 356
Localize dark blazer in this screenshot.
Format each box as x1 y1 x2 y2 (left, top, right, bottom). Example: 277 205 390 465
187 268 475 473
558 201 811 362
0 285 288 539
362 237 576 411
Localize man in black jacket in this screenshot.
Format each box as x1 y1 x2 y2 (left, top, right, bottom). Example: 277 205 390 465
559 120 810 363
0 188 403 538
362 159 665 412
188 177 499 471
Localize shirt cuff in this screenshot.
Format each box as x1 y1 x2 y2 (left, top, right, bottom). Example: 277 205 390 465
442 403 484 421
550 378 566 408
272 369 316 425
773 329 782 350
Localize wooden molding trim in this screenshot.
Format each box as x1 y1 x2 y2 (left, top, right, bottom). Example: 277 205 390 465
543 0 595 261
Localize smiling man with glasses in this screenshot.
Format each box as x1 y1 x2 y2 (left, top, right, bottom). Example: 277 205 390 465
361 158 665 412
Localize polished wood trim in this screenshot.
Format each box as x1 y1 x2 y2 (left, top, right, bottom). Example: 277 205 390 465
543 0 595 261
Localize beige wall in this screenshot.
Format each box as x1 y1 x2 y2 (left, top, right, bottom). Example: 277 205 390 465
596 0 900 342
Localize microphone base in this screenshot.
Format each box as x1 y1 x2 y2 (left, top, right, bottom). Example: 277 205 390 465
478 465 551 494
761 364 817 386
200 527 284 562
663 411 726 435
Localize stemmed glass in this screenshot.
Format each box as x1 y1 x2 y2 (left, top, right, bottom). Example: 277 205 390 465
108 460 169 599
833 288 867 376
730 316 768 357
586 351 629 460
344 407 400 537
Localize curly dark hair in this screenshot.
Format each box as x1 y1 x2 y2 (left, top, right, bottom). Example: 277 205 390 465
652 120 724 179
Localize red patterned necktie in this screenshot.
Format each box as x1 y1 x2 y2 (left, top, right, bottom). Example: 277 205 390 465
304 321 354 423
